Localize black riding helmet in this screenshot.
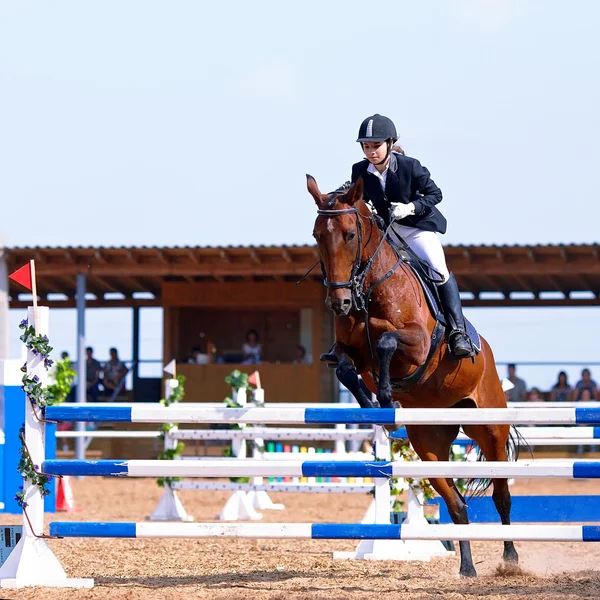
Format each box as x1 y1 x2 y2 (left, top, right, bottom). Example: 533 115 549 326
357 114 398 165
356 114 398 143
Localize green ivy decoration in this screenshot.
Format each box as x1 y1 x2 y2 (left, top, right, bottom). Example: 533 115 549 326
16 318 56 507
19 320 54 369
156 374 186 488
224 369 251 392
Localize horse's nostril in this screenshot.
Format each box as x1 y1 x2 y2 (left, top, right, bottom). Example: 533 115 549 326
342 299 351 306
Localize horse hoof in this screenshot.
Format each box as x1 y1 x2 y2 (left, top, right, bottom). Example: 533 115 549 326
459 566 477 578
504 550 519 564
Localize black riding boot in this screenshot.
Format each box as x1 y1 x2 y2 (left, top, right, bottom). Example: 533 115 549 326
320 343 338 366
437 273 473 358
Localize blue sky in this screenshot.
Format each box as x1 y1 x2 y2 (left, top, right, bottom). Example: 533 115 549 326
2 1 599 391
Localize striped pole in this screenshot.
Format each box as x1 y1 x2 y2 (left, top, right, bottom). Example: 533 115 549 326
48 522 600 542
40 458 600 478
44 405 600 425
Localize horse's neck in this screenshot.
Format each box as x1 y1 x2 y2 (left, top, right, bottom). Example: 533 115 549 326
361 220 426 313
362 221 408 287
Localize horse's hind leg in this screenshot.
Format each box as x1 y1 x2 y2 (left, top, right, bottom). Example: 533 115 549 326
407 424 478 577
463 423 519 564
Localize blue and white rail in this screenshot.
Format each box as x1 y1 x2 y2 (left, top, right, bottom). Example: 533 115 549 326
44 404 600 425
48 521 600 542
40 458 600 478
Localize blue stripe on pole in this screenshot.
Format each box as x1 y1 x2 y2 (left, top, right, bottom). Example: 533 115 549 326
572 462 600 478
311 524 401 539
594 427 600 439
304 408 397 424
582 526 600 541
301 461 392 478
42 460 129 476
575 408 600 424
50 522 137 538
45 405 133 422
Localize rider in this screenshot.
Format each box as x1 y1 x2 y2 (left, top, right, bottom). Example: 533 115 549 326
321 113 473 361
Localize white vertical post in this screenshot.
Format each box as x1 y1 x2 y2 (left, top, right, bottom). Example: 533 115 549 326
0 251 9 361
148 378 193 522
217 387 262 521
247 387 284 511
75 273 86 462
0 306 93 588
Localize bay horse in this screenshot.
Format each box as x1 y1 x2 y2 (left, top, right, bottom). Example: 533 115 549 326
307 175 518 577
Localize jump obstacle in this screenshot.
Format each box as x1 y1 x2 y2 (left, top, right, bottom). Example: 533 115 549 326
3 307 600 589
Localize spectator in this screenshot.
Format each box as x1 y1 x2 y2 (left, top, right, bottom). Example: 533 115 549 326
242 329 261 365
574 368 599 401
61 351 70 360
86 347 101 402
526 387 543 402
293 344 311 364
550 371 573 402
102 347 129 398
506 364 527 402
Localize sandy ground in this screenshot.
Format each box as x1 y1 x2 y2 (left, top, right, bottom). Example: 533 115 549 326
2 477 600 599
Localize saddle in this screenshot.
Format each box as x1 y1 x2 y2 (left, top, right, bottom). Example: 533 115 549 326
384 229 481 392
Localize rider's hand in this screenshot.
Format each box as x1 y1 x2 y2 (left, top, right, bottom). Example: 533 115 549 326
390 202 415 221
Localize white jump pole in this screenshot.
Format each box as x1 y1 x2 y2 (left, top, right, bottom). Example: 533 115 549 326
0 306 92 589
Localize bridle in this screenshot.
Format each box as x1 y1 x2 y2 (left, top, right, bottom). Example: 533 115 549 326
316 196 396 312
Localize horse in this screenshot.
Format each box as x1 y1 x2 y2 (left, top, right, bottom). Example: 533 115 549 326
307 174 518 577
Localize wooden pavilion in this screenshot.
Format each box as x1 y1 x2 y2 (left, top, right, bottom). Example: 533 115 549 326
2 243 600 404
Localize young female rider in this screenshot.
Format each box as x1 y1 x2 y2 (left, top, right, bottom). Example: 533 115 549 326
321 113 472 360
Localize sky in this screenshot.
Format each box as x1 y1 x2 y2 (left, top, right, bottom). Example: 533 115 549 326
2 1 600 391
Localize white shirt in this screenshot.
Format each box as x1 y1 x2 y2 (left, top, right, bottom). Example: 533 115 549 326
367 161 388 191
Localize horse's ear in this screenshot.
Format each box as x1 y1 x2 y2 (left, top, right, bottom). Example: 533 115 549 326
306 174 325 208
346 177 364 206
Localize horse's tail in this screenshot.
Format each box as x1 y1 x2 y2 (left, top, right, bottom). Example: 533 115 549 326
464 426 531 498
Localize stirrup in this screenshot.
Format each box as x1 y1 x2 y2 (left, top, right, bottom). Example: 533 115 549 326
448 329 474 359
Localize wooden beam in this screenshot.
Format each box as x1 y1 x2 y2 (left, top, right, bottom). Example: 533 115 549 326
94 250 107 264
93 275 121 294
547 275 570 296
123 249 138 263
558 246 569 262
156 250 169 264
8 298 161 309
280 248 292 263
188 250 199 264
219 249 231 263
249 250 261 264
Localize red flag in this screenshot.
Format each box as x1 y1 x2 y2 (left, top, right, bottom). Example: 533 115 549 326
9 263 33 291
248 370 261 389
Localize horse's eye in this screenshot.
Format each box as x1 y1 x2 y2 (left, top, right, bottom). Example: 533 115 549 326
347 232 356 241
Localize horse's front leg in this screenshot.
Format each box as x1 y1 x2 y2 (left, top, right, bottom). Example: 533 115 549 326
335 348 379 409
375 324 430 409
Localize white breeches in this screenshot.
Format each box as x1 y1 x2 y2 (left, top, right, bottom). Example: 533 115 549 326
391 223 450 284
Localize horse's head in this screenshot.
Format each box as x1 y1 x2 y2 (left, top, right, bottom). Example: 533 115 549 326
307 174 370 316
